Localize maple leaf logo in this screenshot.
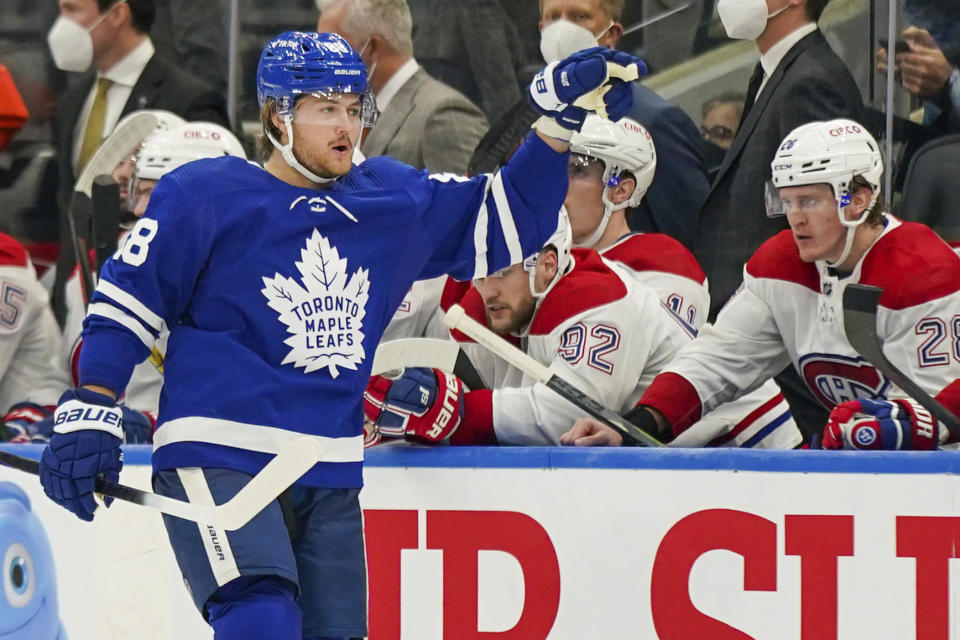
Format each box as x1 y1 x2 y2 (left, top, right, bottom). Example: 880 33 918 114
261 229 370 377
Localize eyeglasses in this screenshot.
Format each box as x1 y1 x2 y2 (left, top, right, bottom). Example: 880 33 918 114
700 124 735 141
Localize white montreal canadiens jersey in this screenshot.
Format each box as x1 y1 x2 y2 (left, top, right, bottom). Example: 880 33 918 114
652 217 960 441
454 249 798 447
600 232 711 329
0 233 70 412
80 136 567 487
379 276 446 342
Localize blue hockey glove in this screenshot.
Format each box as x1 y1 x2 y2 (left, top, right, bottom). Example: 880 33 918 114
119 406 154 444
39 388 124 521
528 47 646 137
364 368 464 444
2 402 55 443
823 398 938 450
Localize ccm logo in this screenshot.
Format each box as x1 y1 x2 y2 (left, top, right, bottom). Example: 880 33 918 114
428 376 461 439
828 124 862 137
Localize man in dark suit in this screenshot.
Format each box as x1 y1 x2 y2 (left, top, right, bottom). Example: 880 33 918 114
52 0 228 192
694 0 864 439
539 0 709 250
49 0 228 321
694 0 864 319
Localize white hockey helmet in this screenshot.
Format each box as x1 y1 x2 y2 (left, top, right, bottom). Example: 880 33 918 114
765 119 883 266
567 115 656 247
135 121 246 181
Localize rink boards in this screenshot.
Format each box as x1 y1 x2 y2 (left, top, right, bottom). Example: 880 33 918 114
0 444 958 639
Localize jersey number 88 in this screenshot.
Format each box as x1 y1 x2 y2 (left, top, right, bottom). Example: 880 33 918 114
117 218 159 267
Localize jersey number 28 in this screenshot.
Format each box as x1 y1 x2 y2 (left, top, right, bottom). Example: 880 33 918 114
117 218 159 267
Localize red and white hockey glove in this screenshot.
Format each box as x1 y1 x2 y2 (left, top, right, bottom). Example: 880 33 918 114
823 398 938 450
364 368 464 444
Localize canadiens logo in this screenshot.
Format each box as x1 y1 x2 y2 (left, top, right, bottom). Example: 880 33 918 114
799 353 890 408
261 229 370 377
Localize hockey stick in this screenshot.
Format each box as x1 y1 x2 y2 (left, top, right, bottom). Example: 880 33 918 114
371 338 487 390
443 304 663 446
90 175 121 273
0 437 322 531
842 283 960 440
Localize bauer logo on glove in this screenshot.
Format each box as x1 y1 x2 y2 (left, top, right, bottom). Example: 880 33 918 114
363 368 465 444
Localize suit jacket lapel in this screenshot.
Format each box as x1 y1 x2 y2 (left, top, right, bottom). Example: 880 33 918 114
121 55 162 116
362 69 427 157
710 30 825 189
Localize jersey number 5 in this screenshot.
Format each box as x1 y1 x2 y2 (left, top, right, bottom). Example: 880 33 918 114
118 218 159 267
557 322 621 374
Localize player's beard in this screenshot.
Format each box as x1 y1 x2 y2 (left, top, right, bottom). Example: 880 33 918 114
485 295 536 335
291 125 357 179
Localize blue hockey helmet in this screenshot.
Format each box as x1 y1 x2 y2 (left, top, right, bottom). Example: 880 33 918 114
256 31 377 125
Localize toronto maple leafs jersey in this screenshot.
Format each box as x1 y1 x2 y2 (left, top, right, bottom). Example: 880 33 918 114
78 134 567 487
61 240 163 416
640 216 960 442
452 249 799 448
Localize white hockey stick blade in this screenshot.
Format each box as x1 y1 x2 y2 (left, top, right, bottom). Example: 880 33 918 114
443 304 663 446
166 437 321 530
0 437 320 531
372 338 462 376
75 111 158 197
372 337 488 390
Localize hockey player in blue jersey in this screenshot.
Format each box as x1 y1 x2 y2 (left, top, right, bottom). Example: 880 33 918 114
37 31 643 639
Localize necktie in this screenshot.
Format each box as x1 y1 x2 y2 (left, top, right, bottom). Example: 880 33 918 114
77 77 112 174
739 62 764 126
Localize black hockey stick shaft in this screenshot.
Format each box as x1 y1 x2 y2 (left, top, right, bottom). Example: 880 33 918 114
66 190 97 304
0 448 155 507
90 175 121 272
842 283 960 440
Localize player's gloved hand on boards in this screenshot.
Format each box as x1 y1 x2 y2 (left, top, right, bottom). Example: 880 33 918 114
39 388 124 521
364 368 464 444
823 398 938 450
528 47 645 139
1 402 55 443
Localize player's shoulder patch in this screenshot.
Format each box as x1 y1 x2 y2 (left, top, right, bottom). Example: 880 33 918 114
530 249 628 335
0 232 29 268
861 221 960 309
602 233 706 284
745 229 819 294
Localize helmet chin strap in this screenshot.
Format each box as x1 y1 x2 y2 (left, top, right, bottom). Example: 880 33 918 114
511 252 576 338
825 226 857 269
574 186 630 249
267 115 336 185
825 190 877 269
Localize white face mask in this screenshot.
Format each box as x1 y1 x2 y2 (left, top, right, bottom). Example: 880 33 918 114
717 0 789 41
539 19 614 63
46 4 121 73
357 38 378 83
